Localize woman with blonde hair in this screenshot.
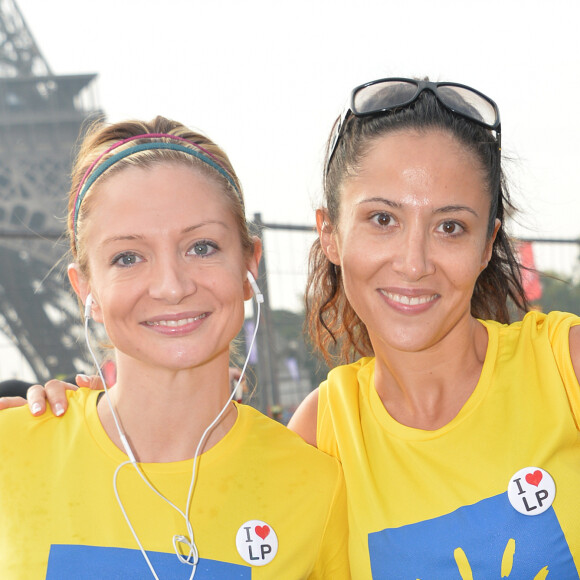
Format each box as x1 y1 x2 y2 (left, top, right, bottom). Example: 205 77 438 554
0 116 349 578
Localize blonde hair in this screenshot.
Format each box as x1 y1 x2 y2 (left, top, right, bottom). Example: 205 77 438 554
68 116 253 276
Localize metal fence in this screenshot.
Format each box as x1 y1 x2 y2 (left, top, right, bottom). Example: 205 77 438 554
1 220 579 421
249 216 580 418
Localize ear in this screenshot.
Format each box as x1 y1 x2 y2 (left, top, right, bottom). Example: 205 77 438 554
244 236 263 301
68 264 102 322
316 208 340 266
481 218 501 270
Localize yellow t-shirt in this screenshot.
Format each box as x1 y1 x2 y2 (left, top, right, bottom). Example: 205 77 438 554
0 389 350 579
317 310 580 579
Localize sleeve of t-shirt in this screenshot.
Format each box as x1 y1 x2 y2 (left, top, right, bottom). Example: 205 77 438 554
548 311 580 430
308 459 350 579
316 379 341 460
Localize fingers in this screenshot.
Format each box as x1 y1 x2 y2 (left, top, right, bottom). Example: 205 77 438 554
5 375 104 418
75 374 104 390
44 379 79 417
0 396 27 410
75 374 92 388
26 384 50 416
26 379 77 417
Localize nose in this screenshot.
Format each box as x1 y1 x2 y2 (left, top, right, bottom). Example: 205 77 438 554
148 255 197 304
391 226 435 281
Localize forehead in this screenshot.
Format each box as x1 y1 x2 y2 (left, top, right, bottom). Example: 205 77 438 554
362 128 483 174
81 162 236 238
342 129 490 206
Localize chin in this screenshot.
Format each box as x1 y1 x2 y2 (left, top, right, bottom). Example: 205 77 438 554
371 327 438 354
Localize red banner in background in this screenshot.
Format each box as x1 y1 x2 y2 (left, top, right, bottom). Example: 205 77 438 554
518 241 542 303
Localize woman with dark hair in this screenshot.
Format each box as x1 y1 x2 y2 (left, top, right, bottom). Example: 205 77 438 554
289 78 580 577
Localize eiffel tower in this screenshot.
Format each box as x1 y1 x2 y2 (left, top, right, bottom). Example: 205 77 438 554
0 0 102 381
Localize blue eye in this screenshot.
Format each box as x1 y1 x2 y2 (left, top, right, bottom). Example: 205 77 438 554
189 240 218 257
112 252 141 267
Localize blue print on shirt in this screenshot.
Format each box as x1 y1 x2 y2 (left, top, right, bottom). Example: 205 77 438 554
46 545 250 579
368 493 578 579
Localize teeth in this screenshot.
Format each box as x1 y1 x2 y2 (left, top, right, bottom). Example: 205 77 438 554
381 291 436 306
147 313 207 327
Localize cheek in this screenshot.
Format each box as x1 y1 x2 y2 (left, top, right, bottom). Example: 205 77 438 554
445 247 490 291
339 246 386 311
339 233 392 274
95 284 137 330
206 270 248 316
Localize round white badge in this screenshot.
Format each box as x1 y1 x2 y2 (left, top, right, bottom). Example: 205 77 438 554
507 466 556 516
236 520 278 566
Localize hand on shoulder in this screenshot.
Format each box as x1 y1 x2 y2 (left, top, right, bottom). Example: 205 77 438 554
0 375 102 417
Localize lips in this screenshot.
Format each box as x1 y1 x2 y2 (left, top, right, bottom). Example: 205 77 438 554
144 313 208 327
379 291 438 306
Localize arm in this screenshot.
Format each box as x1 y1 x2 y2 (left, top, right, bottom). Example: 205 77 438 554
287 387 320 447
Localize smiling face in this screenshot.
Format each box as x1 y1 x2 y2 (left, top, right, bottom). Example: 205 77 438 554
320 129 499 355
69 162 259 373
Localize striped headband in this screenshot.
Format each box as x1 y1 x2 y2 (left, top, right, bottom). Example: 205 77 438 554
72 133 242 245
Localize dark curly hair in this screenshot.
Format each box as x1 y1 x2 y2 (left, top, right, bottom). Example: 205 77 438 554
306 88 529 366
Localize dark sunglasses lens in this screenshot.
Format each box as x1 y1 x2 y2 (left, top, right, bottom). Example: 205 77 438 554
353 80 419 115
437 85 497 127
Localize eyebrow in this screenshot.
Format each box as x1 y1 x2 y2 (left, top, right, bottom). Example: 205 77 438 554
357 197 479 218
100 220 230 246
435 205 479 218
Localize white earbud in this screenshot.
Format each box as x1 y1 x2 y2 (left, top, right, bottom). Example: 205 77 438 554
247 271 264 303
80 267 263 579
84 293 94 319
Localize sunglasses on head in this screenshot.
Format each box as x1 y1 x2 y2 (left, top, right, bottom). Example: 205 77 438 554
325 77 501 175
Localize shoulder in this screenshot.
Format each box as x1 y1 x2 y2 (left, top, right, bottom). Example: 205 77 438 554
527 311 580 353
287 388 319 447
327 356 375 387
0 387 94 437
239 403 321 454
485 310 580 341
490 311 580 380
0 389 89 462
323 356 375 406
0 404 35 438
287 357 375 446
238 403 341 473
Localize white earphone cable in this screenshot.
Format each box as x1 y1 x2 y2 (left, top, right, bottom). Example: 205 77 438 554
83 290 261 579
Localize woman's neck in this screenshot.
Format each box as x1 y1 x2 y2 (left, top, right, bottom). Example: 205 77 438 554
373 317 489 430
97 355 237 463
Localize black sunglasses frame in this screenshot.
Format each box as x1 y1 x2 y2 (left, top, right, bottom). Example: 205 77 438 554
325 78 501 176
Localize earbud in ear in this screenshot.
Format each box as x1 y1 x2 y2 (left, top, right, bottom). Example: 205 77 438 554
84 294 94 320
247 272 264 304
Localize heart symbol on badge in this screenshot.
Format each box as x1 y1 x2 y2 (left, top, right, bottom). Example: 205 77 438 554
525 470 543 487
255 525 270 540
